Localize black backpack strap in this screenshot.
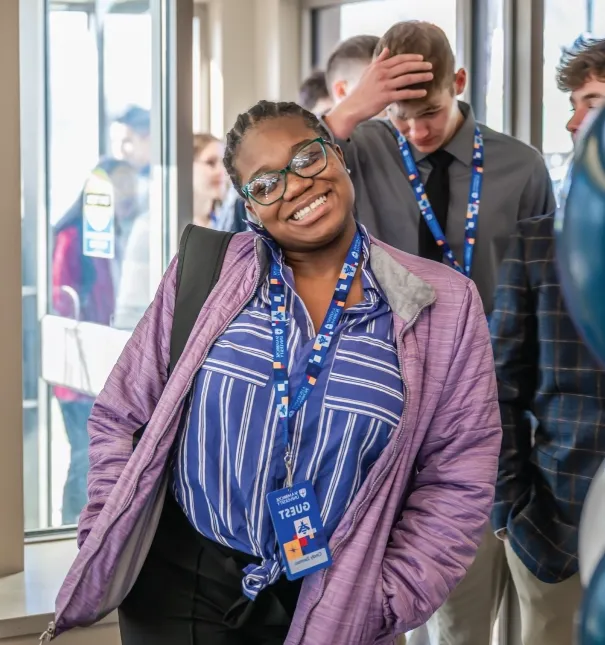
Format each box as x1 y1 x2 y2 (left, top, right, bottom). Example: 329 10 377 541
169 224 234 373
134 225 233 449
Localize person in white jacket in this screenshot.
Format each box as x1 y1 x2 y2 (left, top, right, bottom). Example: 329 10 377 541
113 209 150 330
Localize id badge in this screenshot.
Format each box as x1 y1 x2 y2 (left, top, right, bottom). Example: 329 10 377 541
266 480 333 581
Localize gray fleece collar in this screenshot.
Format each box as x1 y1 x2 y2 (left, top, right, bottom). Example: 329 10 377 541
254 236 435 323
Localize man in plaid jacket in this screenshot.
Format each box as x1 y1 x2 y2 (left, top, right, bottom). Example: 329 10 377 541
490 36 605 645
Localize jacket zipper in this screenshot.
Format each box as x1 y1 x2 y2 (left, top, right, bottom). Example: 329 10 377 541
41 254 263 641
39 623 55 642
293 299 434 645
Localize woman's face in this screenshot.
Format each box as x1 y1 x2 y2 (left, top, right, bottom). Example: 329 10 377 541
235 116 354 253
194 140 227 202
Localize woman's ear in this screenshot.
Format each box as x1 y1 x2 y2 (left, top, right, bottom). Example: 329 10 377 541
245 201 263 227
332 143 347 169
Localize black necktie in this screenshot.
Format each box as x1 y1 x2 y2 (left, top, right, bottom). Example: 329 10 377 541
419 150 454 262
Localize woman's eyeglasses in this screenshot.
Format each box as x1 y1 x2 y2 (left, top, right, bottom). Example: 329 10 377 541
242 138 330 206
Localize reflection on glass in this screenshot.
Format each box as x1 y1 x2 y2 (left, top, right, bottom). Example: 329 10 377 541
339 0 458 52
484 0 505 132
542 0 605 196
23 0 154 530
51 159 139 525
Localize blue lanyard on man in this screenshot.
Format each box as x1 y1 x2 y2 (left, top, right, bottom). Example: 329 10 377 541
265 230 362 582
396 127 484 278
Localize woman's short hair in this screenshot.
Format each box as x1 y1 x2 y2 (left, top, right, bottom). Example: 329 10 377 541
223 100 331 197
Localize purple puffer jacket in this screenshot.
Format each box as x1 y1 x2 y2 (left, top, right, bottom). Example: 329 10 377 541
45 232 501 644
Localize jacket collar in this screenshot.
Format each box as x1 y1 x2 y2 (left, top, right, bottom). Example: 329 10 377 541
252 233 435 324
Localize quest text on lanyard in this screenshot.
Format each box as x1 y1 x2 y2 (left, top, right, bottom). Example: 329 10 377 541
265 231 362 581
397 127 484 278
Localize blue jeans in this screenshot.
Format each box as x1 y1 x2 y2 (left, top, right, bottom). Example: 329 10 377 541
58 399 93 525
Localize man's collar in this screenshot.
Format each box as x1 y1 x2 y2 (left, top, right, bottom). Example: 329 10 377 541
410 101 477 167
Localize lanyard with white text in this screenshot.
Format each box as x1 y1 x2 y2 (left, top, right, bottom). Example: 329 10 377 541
397 127 484 277
269 231 362 487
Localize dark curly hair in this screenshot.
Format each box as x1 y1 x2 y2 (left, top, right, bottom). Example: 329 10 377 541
557 35 605 92
223 100 331 198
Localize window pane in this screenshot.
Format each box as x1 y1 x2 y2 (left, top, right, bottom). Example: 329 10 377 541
312 0 458 69
596 3 605 32
22 0 162 532
542 0 605 199
47 10 99 225
483 0 505 132
340 0 457 49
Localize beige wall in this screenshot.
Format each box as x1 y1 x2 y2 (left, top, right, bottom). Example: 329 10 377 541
0 0 24 578
208 0 302 137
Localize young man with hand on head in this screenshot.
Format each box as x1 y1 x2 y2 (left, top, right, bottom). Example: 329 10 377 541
490 35 605 645
323 20 555 317
322 19 555 645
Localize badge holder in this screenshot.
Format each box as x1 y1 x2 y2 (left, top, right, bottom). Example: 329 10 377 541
267 462 333 581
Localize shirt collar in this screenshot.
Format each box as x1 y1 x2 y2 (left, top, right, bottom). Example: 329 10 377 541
408 101 477 167
251 221 379 301
249 219 372 266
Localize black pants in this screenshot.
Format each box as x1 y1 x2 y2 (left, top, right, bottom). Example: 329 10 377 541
119 493 302 644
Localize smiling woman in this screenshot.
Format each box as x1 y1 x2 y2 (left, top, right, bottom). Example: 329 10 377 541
52 100 502 645
223 101 355 254
240 137 353 251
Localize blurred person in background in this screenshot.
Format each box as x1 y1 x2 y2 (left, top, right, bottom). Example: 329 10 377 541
112 106 151 222
193 133 228 228
52 158 139 524
114 105 152 177
114 133 228 329
326 35 380 107
298 69 333 116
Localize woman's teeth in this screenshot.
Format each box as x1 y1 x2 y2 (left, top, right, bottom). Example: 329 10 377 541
292 194 327 221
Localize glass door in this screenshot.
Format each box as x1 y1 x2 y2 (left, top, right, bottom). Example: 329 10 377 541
22 0 180 532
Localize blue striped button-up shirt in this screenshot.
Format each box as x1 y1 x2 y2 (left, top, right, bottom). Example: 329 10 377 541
171 229 404 595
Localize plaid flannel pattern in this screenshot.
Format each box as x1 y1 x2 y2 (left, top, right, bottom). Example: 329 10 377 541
490 213 605 583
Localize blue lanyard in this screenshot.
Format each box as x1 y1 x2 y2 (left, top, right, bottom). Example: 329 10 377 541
269 231 362 487
397 127 484 277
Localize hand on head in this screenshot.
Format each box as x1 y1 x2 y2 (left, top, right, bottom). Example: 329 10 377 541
345 48 434 123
